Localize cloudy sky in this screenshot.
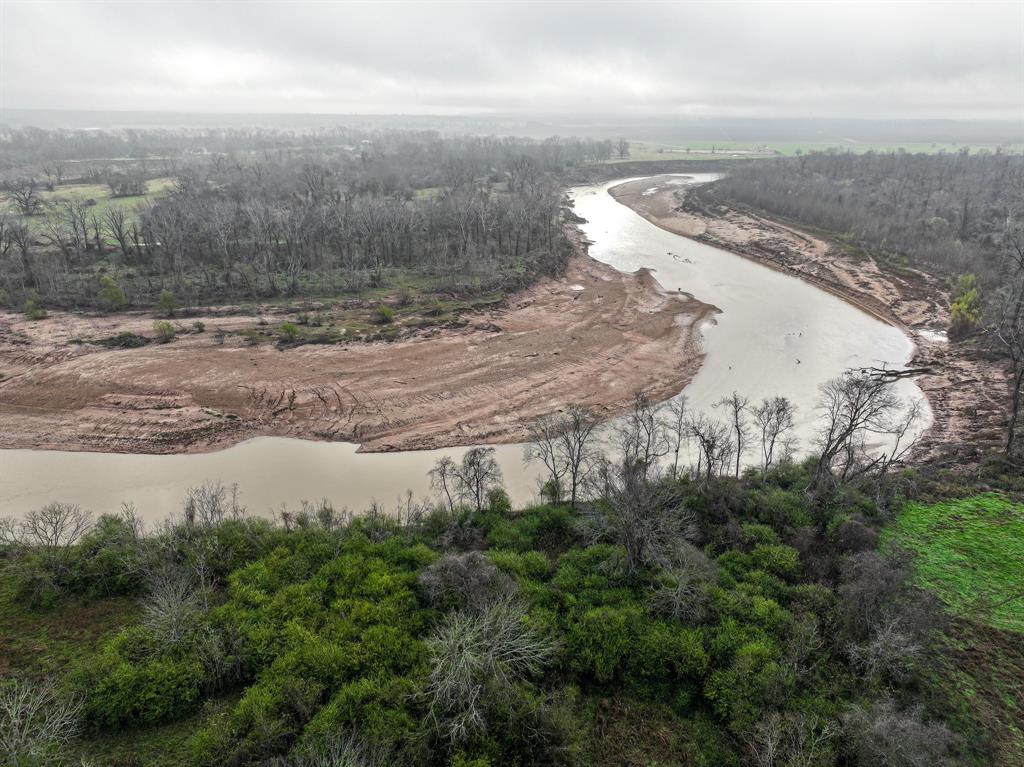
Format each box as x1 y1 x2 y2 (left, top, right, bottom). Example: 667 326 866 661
1 1 1022 119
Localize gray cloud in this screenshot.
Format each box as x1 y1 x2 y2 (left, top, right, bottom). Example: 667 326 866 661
1 1 1021 119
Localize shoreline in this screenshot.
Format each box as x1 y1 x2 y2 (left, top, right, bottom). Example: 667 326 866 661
608 175 1008 460
0 230 717 457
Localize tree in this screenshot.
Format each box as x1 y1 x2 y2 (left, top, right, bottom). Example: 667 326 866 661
0 678 82 767
429 456 459 512
2 178 44 216
615 391 669 479
524 413 569 503
616 137 630 160
752 396 797 476
425 597 555 743
665 396 689 478
585 460 697 571
524 404 604 506
1 503 93 579
811 372 921 492
688 413 734 481
717 391 751 477
454 447 504 513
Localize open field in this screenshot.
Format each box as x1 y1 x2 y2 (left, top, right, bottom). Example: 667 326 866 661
885 494 1024 632
3 177 175 232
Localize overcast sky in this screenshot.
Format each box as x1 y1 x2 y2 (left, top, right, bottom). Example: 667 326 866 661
2 1 1022 119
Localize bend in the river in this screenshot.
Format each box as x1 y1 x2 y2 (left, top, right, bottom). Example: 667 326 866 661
0 175 930 520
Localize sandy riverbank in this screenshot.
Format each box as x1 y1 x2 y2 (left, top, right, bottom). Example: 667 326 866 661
609 175 1008 459
0 243 717 455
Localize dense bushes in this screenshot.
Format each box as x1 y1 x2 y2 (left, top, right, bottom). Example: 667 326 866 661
1 464 984 766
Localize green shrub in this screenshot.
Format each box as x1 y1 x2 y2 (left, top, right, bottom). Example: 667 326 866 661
23 297 47 320
77 652 206 729
192 320 206 332
97 275 127 310
158 289 176 316
949 273 981 339
153 320 176 343
487 549 551 581
566 605 640 683
375 305 395 324
279 321 300 342
749 544 801 580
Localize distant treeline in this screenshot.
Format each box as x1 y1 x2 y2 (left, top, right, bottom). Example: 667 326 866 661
691 149 1024 282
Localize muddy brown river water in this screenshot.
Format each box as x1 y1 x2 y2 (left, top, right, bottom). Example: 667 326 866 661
0 175 929 521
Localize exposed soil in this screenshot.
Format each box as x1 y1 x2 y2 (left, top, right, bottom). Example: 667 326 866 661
0 238 717 455
610 175 1009 460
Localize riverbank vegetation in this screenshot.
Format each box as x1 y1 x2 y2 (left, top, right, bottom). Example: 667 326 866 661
3 373 1022 766
691 150 1024 456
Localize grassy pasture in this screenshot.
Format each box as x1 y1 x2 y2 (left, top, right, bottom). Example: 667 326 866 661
884 493 1024 632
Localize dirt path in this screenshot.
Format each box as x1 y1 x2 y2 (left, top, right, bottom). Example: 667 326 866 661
0 244 717 455
610 175 1008 459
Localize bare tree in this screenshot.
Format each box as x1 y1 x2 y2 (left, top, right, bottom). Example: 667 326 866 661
2 178 44 216
615 137 630 160
182 481 244 530
752 396 798 476
419 551 517 612
276 732 386 767
615 391 670 479
988 228 1024 454
687 413 734 482
2 503 93 577
558 404 603 507
524 404 604 506
841 698 957 767
744 711 836 767
0 678 82 767
429 456 459 512
647 543 715 622
811 372 921 492
524 413 569 503
716 391 751 477
142 563 202 647
585 461 697 571
104 207 133 262
665 396 689 479
425 597 555 743
453 447 504 513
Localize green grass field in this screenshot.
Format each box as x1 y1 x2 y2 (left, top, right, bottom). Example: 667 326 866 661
885 493 1024 632
2 177 174 231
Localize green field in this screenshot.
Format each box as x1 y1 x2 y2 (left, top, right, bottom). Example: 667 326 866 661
2 177 174 231
885 493 1024 632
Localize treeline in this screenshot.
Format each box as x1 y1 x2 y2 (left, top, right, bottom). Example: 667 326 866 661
0 372 976 767
691 149 1024 281
0 130 626 307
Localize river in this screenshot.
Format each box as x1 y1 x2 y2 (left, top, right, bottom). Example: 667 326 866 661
0 175 929 522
